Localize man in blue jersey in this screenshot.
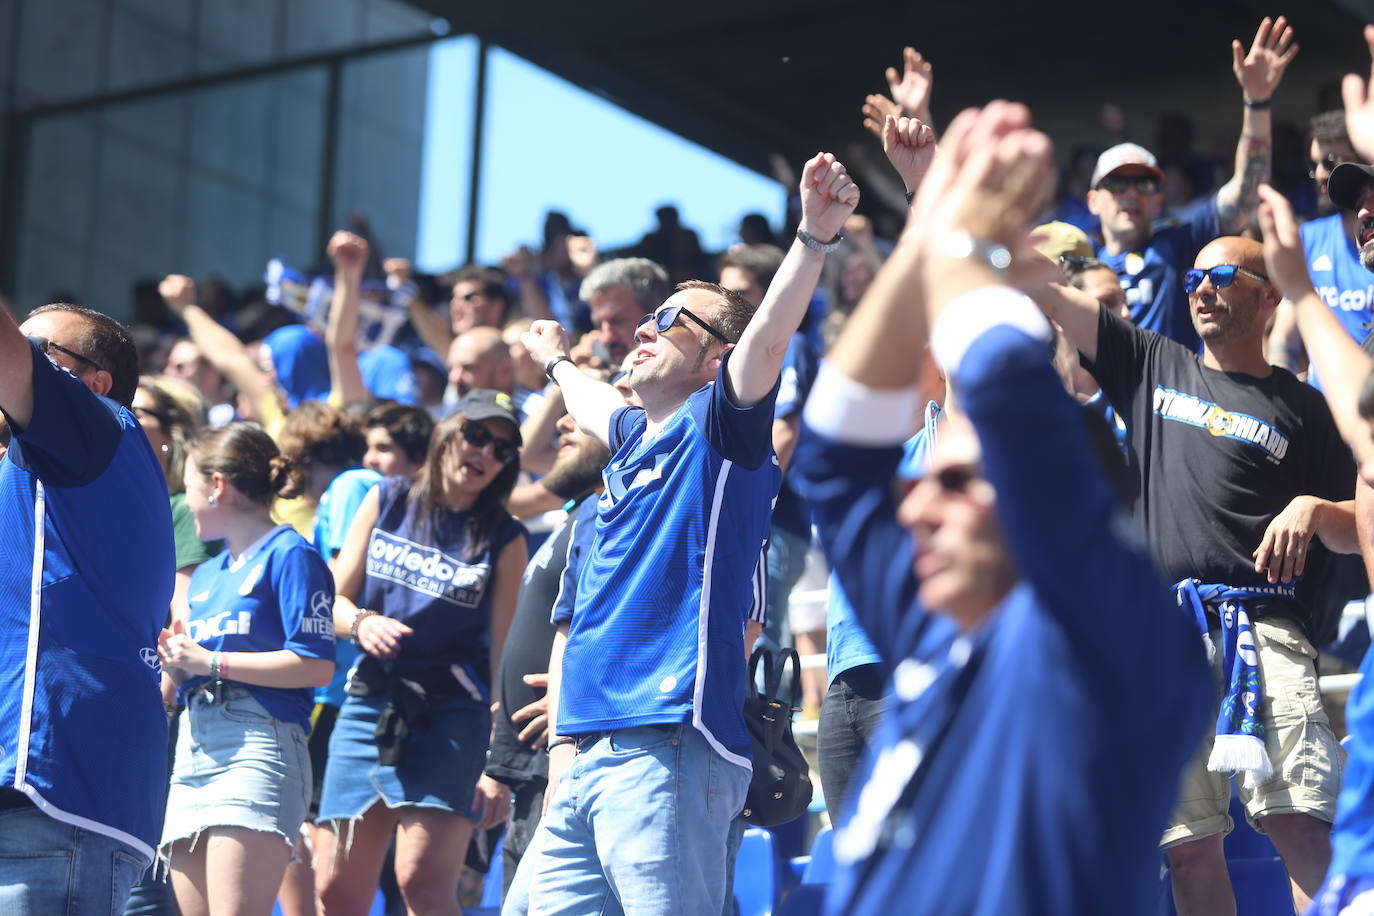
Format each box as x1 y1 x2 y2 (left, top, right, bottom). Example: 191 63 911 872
1089 16 1297 351
0 302 175 912
1268 111 1370 378
793 101 1212 915
511 151 859 915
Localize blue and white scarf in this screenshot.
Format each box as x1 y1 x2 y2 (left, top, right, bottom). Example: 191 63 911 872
1174 580 1294 790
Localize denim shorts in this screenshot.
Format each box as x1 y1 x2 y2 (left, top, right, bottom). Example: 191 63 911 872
316 692 490 823
159 686 311 860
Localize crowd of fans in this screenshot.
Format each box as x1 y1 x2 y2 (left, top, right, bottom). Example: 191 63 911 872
18 13 1374 916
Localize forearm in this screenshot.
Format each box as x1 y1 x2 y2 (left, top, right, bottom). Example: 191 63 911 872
1315 498 1361 555
182 305 269 404
1216 106 1271 234
548 361 624 447
745 620 762 658
516 278 553 322
507 481 566 520
519 385 564 475
327 275 368 405
406 296 453 355
772 415 800 472
546 625 568 739
1266 299 1306 374
1294 290 1374 466
218 649 334 689
332 593 363 640
1357 477 1374 588
727 237 827 406
825 237 926 388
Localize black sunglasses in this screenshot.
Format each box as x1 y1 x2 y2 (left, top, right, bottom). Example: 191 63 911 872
1309 153 1351 179
1182 264 1269 294
637 304 729 345
460 421 519 465
1097 175 1161 196
27 335 106 373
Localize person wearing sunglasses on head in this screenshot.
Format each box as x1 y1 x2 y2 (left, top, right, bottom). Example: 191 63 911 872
0 302 176 913
1087 17 1297 355
507 150 858 916
1041 227 1358 915
313 389 528 914
1266 111 1372 382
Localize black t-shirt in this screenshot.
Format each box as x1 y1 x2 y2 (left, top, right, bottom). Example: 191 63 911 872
484 496 588 787
1083 308 1354 630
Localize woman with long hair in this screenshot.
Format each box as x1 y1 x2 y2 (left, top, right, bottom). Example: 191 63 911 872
315 390 528 916
157 422 336 916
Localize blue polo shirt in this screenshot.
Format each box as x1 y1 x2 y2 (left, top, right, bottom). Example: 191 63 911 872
0 341 175 863
558 351 781 767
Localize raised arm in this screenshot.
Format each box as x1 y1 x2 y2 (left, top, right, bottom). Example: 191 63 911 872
159 274 274 420
0 296 34 428
1214 16 1297 234
1257 184 1374 468
725 153 859 406
522 322 625 447
325 230 370 406
1342 26 1374 161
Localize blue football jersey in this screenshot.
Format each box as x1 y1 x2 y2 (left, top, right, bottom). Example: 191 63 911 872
0 341 175 862
558 353 781 768
1097 202 1220 352
181 525 336 728
312 468 380 706
1302 213 1374 389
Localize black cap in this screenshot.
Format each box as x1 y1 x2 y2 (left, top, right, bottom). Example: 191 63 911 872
456 388 521 444
1328 162 1374 211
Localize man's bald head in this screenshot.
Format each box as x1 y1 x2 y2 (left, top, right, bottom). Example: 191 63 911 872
1194 236 1267 278
447 325 514 397
1188 236 1277 351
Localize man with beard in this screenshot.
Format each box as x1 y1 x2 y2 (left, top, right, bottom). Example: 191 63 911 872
1043 233 1359 914
1268 113 1370 378
483 412 612 896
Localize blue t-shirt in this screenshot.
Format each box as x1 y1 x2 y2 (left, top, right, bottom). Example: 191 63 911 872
558 351 781 767
1302 213 1374 388
794 324 1211 915
1097 201 1220 352
313 468 382 706
181 525 336 729
361 477 526 699
0 341 176 863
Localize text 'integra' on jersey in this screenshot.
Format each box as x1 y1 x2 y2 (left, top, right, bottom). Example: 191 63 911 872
367 531 491 608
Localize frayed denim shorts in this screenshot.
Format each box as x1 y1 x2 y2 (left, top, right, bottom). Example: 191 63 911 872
316 692 490 824
159 686 311 862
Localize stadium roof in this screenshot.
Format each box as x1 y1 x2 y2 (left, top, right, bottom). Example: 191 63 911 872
413 0 1371 186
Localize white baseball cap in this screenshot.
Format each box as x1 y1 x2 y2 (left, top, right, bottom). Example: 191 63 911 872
1091 143 1165 189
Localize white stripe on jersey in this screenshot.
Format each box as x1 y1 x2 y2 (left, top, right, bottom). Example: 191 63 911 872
15 481 44 787
692 461 752 771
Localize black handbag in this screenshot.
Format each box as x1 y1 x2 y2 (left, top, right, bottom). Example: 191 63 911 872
740 647 813 827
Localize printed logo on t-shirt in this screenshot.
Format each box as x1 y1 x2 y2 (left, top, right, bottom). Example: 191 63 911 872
602 453 670 504
1315 283 1374 312
188 610 253 641
139 646 160 672
1152 385 1290 462
1312 253 1334 272
299 589 335 640
367 531 490 608
237 564 265 596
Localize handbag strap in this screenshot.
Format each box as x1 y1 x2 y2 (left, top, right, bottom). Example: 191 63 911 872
765 647 803 713
747 646 772 701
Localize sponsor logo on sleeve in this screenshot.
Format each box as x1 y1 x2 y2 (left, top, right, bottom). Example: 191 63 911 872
299 589 336 640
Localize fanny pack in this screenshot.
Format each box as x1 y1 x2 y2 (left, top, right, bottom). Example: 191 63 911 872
348 656 478 766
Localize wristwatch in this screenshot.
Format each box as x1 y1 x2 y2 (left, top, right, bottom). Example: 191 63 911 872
544 354 573 383
934 231 1013 272
796 227 843 254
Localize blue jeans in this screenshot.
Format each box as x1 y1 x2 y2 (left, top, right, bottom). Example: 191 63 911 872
0 805 146 915
506 723 750 916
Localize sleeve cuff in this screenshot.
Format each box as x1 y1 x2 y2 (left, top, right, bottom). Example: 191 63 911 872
802 363 922 446
930 286 1053 373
